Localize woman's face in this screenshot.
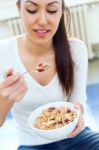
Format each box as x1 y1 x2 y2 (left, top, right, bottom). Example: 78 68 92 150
18 0 63 45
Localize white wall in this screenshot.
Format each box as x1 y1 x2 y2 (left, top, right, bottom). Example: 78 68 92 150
0 0 18 21
66 0 99 6
0 0 18 39
87 5 99 43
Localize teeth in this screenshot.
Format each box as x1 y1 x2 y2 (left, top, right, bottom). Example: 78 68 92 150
37 30 48 33
35 29 49 33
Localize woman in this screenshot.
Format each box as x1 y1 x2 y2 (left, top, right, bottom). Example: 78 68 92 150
0 0 99 149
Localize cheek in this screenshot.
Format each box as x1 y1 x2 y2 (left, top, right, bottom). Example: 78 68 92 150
52 15 61 29
53 12 62 26
20 8 34 27
21 13 34 29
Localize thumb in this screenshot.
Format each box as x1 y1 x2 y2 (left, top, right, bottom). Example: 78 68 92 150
72 101 84 114
6 68 14 77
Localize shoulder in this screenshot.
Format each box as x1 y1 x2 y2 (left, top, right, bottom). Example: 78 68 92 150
0 36 16 47
68 38 88 64
0 36 17 54
68 37 87 54
0 36 18 63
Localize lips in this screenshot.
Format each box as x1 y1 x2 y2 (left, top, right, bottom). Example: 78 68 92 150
34 29 50 37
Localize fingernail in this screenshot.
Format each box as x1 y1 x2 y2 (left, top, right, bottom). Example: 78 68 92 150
75 104 79 109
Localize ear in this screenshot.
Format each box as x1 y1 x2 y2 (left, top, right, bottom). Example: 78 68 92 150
16 0 20 10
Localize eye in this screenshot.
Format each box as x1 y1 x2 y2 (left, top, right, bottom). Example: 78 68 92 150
47 10 57 14
26 9 37 14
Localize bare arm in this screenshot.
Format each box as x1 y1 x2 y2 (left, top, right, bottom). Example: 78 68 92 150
0 69 28 126
0 97 14 126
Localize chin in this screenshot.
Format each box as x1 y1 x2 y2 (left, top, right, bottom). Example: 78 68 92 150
34 38 52 45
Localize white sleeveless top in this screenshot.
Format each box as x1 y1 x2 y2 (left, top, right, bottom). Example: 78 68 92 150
0 36 88 146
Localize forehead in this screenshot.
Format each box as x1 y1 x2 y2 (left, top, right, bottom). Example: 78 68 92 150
21 0 62 5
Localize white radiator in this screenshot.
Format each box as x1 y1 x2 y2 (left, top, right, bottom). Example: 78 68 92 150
67 5 95 59
7 17 24 36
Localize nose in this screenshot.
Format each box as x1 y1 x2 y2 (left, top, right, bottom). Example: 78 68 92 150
38 11 47 26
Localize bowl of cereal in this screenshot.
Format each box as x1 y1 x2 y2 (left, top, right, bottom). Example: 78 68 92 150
28 101 80 140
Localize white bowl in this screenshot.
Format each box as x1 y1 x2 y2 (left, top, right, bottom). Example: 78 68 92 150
28 101 80 140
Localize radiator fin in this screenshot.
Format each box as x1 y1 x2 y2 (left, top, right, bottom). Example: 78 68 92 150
67 5 95 59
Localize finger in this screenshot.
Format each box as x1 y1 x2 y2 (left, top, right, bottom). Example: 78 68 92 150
1 77 26 98
9 83 28 102
68 115 84 137
15 91 27 102
1 73 21 88
73 101 84 113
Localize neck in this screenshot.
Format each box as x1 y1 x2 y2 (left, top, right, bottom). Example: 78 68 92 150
22 35 54 57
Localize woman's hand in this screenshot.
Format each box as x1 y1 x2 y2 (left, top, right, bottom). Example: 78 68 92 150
0 69 28 103
68 101 84 137
0 69 28 125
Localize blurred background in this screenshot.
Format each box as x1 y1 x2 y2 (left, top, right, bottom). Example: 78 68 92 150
0 0 99 150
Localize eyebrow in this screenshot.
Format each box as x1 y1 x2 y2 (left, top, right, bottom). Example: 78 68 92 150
25 1 60 6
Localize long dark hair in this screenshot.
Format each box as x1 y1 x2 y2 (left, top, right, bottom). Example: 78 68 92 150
53 0 74 96
17 0 74 96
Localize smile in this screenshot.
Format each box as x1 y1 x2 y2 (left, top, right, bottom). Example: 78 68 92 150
34 29 50 37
